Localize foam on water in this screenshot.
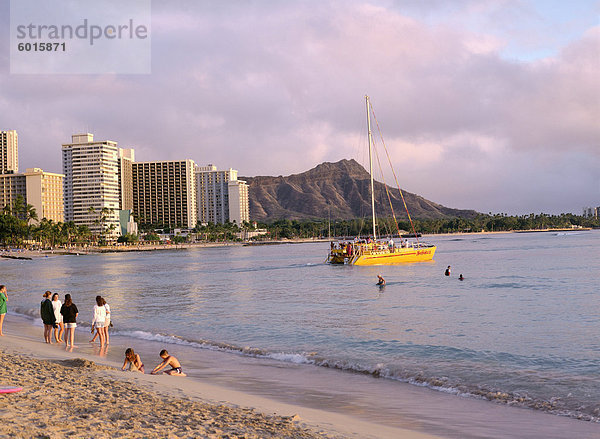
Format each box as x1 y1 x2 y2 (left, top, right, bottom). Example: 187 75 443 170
15 306 597 423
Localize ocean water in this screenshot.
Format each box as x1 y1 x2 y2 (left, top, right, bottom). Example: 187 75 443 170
3 231 599 423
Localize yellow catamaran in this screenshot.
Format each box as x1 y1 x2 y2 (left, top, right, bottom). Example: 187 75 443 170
327 96 436 266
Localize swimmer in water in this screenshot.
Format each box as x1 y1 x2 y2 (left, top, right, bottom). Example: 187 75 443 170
445 266 451 276
459 274 464 281
377 275 386 286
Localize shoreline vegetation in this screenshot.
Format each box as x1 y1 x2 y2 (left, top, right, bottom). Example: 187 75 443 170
1 195 597 253
0 226 596 259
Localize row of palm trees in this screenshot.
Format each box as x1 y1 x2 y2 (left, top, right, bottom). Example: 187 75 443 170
0 196 116 247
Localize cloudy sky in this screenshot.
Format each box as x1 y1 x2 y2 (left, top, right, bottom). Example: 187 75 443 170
1 0 599 215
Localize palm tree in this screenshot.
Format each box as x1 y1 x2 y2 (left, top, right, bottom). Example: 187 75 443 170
11 195 25 220
99 207 115 244
24 204 38 225
77 225 91 244
61 221 78 246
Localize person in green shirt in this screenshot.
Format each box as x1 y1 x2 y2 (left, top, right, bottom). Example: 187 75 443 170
0 285 7 336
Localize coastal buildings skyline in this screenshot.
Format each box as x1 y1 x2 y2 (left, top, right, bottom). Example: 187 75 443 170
0 129 250 235
1 128 599 231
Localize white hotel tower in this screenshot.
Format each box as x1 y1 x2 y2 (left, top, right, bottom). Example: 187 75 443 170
62 134 121 235
0 130 18 173
196 164 249 225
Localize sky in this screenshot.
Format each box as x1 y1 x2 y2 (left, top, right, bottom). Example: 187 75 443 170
1 0 599 215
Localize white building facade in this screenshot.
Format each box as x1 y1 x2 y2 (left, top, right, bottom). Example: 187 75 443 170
228 179 249 226
195 165 249 225
62 134 122 235
0 130 18 173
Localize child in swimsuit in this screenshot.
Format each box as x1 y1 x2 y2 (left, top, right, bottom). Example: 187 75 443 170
150 349 186 376
122 348 145 373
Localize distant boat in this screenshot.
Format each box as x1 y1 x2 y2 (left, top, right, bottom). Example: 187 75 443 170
327 96 436 265
401 233 421 238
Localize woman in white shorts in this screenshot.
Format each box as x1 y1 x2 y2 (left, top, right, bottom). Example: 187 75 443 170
51 292 64 343
60 294 79 347
91 295 106 346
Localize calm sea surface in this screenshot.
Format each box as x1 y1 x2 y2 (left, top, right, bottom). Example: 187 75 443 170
3 231 599 422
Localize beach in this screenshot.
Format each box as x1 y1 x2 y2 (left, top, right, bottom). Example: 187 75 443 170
0 353 322 438
1 234 599 438
0 315 441 439
1 314 598 439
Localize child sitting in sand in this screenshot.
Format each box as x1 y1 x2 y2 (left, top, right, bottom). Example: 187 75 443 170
150 349 186 376
122 348 145 373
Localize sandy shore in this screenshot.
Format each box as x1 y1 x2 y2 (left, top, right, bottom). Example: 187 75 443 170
1 242 243 259
0 317 443 439
0 348 331 439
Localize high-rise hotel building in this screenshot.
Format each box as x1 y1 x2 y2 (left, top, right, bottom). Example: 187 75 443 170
0 130 63 222
0 173 26 214
62 134 122 234
119 148 135 211
132 160 197 228
0 169 64 223
228 179 250 226
0 130 18 173
23 168 64 222
195 165 249 225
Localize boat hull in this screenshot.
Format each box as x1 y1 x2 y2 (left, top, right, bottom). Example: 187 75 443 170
353 246 436 265
328 244 436 265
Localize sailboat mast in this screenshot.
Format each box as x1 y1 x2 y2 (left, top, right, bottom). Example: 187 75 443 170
366 95 377 240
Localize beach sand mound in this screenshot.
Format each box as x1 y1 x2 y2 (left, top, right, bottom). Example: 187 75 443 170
0 350 332 438
58 357 112 370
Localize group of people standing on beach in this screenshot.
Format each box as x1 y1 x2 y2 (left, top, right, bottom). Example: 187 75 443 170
2 285 186 379
40 292 110 347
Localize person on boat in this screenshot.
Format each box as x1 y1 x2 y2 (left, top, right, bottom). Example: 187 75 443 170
377 275 386 286
445 266 451 276
459 274 464 281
